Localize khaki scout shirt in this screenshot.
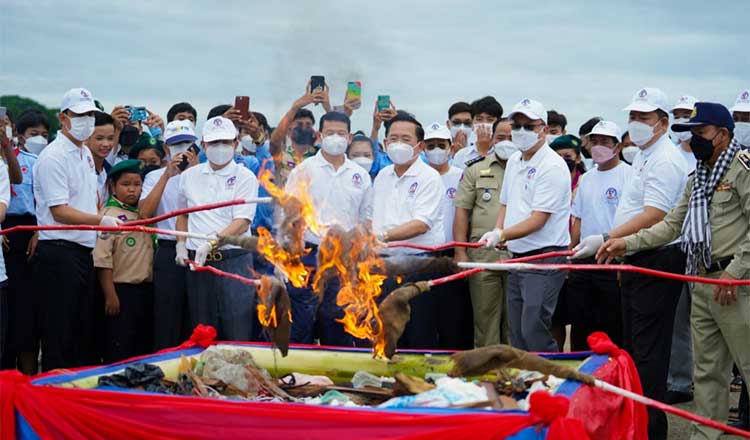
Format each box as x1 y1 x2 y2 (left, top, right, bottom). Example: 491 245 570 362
624 149 750 279
454 153 507 242
93 200 154 284
273 145 318 189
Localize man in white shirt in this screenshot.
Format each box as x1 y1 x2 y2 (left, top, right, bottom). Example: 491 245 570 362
175 116 259 341
31 88 123 371
480 98 571 352
283 112 373 346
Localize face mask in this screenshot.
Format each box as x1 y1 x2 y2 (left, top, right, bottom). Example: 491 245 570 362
387 142 415 165
493 140 517 160
628 121 656 147
143 164 161 175
622 146 639 164
689 133 717 162
563 157 577 172
205 143 235 165
425 147 449 165
66 114 95 141
169 141 192 158
511 128 541 152
240 135 256 154
119 125 140 147
734 122 750 146
671 118 692 143
321 134 348 156
546 134 560 144
352 157 374 172
591 145 617 165
450 124 472 140
24 135 48 155
291 127 315 146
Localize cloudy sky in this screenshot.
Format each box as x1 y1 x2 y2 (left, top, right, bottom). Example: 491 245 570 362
2 0 748 135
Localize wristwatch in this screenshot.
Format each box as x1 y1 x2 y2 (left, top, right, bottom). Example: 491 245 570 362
602 233 610 242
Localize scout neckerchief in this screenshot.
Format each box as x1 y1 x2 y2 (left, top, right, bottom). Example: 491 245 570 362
105 195 139 213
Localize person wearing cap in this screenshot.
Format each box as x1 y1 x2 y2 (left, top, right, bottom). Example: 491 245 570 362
93 159 154 363
549 135 586 199
139 120 199 349
128 133 165 167
454 118 514 347
731 89 750 148
31 88 124 371
567 121 630 350
175 116 259 342
598 102 750 440
672 95 699 169
578 116 602 170
479 98 571 352
451 96 503 169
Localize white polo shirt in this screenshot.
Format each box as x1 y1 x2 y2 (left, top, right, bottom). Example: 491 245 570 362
0 162 10 282
141 167 181 241
284 151 373 245
613 134 688 228
452 143 494 170
373 159 445 254
177 161 258 250
440 166 463 242
572 163 631 238
33 132 99 248
500 145 571 254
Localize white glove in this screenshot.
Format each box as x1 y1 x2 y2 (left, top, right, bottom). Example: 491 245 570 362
571 234 605 259
194 242 213 266
99 215 124 227
479 228 503 249
175 241 189 266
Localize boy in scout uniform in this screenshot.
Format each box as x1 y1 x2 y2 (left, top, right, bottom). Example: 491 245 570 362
94 159 154 363
454 119 514 346
598 103 750 440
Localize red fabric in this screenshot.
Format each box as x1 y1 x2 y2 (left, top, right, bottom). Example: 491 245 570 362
175 324 217 349
529 391 589 440
566 332 648 440
0 371 29 439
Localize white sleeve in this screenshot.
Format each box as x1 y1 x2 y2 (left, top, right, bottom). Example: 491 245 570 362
412 175 443 229
140 170 159 200
232 170 259 221
643 159 687 214
34 155 70 207
360 179 374 222
532 166 571 213
176 173 188 210
499 167 510 205
0 163 10 207
571 175 585 219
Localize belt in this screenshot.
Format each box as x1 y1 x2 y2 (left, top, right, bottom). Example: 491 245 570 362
157 239 176 248
188 248 249 263
699 257 733 275
511 246 568 259
40 239 93 252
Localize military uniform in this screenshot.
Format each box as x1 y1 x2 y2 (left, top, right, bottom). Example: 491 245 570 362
623 148 750 440
454 153 511 346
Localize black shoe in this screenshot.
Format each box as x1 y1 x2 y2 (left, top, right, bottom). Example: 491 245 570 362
664 390 694 404
728 419 750 430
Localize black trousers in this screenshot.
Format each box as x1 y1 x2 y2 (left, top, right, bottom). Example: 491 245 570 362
33 240 96 372
621 245 686 440
103 283 154 364
152 240 189 350
567 257 623 351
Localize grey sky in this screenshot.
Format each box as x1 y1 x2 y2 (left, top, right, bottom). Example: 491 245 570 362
2 0 748 135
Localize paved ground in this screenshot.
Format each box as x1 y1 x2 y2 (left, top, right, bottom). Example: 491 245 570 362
668 390 742 439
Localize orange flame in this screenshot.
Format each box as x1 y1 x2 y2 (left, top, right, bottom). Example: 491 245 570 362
258 168 321 235
256 227 310 288
256 275 292 328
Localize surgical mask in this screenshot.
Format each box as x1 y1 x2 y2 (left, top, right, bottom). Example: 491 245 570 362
240 135 256 154
321 134 348 156
546 134 560 144
168 141 192 158
291 127 315 146
425 147 449 165
622 146 639 164
450 124 472 140
24 135 48 155
511 128 541 152
628 121 656 147
119 125 139 146
66 114 95 141
734 122 750 146
205 143 235 165
689 133 716 162
671 118 692 143
386 142 415 165
352 157 374 172
591 145 617 165
493 140 517 160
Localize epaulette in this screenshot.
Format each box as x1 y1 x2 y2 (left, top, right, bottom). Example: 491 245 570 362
737 150 750 171
464 155 485 169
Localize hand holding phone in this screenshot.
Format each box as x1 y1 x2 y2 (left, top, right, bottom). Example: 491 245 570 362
377 95 391 112
126 106 148 122
310 76 325 93
178 144 200 171
345 81 362 110
234 96 250 120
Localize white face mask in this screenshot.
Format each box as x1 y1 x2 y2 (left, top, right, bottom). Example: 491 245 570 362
24 135 48 155
734 122 750 146
622 146 639 164
628 121 657 147
352 157 374 172
386 141 415 165
450 124 472 140
240 135 256 154
425 147 449 165
321 134 348 156
546 134 561 144
511 128 541 152
493 140 517 160
205 143 235 166
66 114 95 141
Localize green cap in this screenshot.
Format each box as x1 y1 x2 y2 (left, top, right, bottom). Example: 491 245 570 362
108 159 144 181
128 133 165 160
549 134 582 153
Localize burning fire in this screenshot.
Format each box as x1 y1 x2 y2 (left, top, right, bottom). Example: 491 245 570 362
257 275 292 328
256 227 310 288
258 169 321 235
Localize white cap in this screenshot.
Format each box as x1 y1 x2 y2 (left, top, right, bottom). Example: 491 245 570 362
203 116 237 142
672 95 698 112
507 98 547 124
623 87 669 114
587 120 622 142
60 88 97 114
164 120 197 144
424 121 451 140
730 89 750 113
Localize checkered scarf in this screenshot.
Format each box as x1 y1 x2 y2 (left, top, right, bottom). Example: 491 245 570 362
681 139 741 274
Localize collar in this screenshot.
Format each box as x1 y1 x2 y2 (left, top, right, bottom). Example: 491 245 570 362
517 143 551 169
487 152 507 167
58 131 82 153
640 134 670 158
201 160 237 176
391 157 424 178
312 150 355 171
104 196 139 213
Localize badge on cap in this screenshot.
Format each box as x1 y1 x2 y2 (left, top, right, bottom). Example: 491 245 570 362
521 98 531 106
638 89 648 98
742 91 750 102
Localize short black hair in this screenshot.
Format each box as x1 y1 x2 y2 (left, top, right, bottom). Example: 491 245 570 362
94 111 114 127
348 131 376 156
469 96 503 119
579 116 602 137
3 108 14 123
207 104 231 120
294 108 315 125
167 102 197 122
385 112 424 141
448 102 472 119
16 109 50 134
319 111 351 132
252 111 270 132
492 117 509 134
547 110 567 129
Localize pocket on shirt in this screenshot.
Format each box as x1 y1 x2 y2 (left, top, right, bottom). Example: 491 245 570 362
712 189 735 214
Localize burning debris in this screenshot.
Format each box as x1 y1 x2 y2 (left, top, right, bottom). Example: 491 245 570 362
256 275 292 356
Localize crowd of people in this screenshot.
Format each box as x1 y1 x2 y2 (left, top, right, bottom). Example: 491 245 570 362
1 82 750 440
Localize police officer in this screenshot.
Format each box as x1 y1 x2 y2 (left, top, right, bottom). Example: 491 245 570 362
454 118 514 346
599 102 750 440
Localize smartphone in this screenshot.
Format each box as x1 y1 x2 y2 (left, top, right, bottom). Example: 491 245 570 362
346 81 362 109
234 96 250 120
126 106 148 122
310 75 325 93
178 144 201 171
0 106 6 118
377 95 391 112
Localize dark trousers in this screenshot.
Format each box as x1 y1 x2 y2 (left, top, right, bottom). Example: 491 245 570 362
103 283 154 363
0 284 6 368
567 258 623 351
621 245 686 440
152 240 189 350
33 240 96 372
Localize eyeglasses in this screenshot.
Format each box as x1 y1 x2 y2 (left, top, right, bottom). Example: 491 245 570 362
511 123 542 131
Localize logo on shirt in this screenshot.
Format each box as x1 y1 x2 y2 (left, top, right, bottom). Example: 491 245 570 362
605 187 619 204
117 214 128 222
21 166 28 174
408 182 419 195
87 156 94 170
446 187 457 199
226 176 237 188
526 168 536 180
287 161 296 169
125 237 136 247
352 173 363 187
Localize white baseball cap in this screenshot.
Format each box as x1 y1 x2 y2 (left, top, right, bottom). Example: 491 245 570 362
164 120 198 145
623 87 669 114
587 120 622 142
202 116 237 142
60 88 97 114
730 89 750 113
507 98 547 124
424 121 451 140
672 95 698 112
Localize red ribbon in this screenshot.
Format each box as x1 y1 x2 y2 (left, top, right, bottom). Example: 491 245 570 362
529 391 590 440
176 324 217 349
587 331 620 355
0 370 31 438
